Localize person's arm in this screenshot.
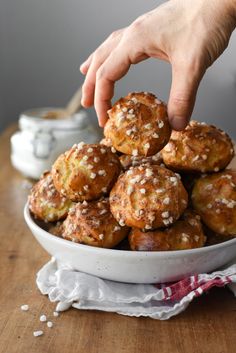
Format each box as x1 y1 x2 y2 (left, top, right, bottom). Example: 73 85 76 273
80 0 236 129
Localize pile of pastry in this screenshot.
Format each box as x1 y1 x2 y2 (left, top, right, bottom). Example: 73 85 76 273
29 92 236 251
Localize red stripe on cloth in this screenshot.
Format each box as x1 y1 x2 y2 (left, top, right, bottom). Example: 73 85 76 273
194 274 199 288
162 275 232 301
161 275 200 301
163 286 169 300
195 277 232 296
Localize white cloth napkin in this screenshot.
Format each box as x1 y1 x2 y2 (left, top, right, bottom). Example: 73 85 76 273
36 257 236 320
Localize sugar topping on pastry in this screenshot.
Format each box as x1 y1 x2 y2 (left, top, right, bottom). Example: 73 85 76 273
29 171 73 222
62 198 130 248
192 170 236 236
110 165 188 230
52 143 121 202
129 210 206 251
104 92 171 156
162 121 234 173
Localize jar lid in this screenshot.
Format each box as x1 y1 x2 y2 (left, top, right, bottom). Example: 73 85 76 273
19 107 89 132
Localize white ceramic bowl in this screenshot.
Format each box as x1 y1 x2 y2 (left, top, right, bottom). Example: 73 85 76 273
24 204 236 284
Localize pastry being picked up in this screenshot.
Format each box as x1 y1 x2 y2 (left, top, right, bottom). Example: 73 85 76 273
110 165 188 230
129 210 206 251
62 198 130 248
52 143 121 202
104 92 171 156
29 171 73 222
192 170 236 236
162 121 234 173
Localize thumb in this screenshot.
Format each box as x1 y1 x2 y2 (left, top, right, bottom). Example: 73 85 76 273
168 61 205 130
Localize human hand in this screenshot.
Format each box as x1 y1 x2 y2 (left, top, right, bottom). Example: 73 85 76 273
80 0 236 129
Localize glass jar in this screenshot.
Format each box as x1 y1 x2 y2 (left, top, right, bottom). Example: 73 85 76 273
11 108 102 179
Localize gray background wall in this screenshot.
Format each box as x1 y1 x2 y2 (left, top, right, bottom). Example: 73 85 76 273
0 0 236 137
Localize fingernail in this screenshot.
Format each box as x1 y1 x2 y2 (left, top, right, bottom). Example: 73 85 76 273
169 116 188 131
98 119 104 128
98 116 108 128
81 97 88 108
81 97 85 106
80 64 85 71
80 63 87 74
80 61 86 69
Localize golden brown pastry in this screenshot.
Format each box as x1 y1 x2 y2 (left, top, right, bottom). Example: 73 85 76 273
48 221 63 237
162 121 234 173
100 137 123 156
129 210 206 251
104 92 171 156
52 143 121 202
100 137 113 148
203 226 233 246
62 198 130 248
110 165 188 230
29 172 73 222
192 170 236 236
119 152 163 170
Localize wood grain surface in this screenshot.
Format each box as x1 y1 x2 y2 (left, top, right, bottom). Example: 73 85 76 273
0 125 236 353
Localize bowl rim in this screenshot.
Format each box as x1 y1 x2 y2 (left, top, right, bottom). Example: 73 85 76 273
24 203 236 258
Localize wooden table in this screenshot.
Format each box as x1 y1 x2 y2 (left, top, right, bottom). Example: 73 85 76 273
0 125 236 353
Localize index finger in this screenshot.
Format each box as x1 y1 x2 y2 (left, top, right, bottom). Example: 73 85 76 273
94 45 131 127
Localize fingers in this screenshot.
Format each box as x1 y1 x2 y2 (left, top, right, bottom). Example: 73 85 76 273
81 55 106 108
94 45 132 126
81 29 124 108
168 59 205 130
